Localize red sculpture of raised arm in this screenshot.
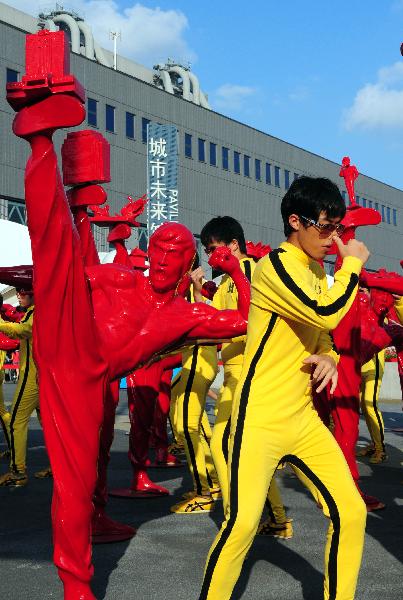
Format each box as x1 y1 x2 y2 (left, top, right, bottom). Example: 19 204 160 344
7 29 249 600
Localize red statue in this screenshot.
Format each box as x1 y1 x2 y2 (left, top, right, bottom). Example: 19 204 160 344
6 29 249 600
339 156 359 205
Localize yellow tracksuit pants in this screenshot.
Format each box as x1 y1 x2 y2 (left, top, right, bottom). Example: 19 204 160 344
360 352 385 453
170 371 212 448
174 345 220 495
211 363 287 521
200 404 366 600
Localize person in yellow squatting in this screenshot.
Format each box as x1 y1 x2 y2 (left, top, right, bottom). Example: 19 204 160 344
0 288 38 487
170 259 222 514
200 216 291 539
199 177 369 600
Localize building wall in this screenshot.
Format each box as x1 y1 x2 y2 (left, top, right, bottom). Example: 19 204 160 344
0 13 402 273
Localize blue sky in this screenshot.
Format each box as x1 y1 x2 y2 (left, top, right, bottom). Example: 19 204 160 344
9 0 403 190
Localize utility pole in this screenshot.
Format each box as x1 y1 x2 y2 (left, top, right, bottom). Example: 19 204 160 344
109 30 121 70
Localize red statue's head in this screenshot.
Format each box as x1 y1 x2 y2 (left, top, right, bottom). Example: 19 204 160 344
342 156 350 167
148 222 196 293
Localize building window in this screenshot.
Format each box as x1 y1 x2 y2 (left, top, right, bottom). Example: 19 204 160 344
185 133 192 158
265 163 271 185
6 68 19 83
294 173 299 181
234 151 240 174
374 202 379 212
8 200 26 225
105 104 115 132
209 142 217 166
393 208 397 226
341 190 346 201
368 199 373 208
274 166 280 187
125 112 135 139
284 169 290 190
386 206 391 224
222 147 229 170
244 155 250 177
381 205 385 222
142 118 150 143
198 138 205 162
255 159 261 181
87 98 97 127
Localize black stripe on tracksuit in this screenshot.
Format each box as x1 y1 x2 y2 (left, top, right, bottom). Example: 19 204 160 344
281 455 340 600
10 339 30 473
372 355 385 452
200 423 214 488
183 346 203 495
199 313 278 600
269 249 358 315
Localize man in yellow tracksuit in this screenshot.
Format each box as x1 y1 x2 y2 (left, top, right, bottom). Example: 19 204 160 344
0 289 38 487
199 177 369 600
200 216 290 538
357 350 386 463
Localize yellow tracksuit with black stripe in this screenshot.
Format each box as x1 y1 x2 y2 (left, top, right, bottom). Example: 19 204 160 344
200 243 367 600
211 257 286 521
173 344 220 495
0 307 38 473
395 296 403 324
360 350 385 453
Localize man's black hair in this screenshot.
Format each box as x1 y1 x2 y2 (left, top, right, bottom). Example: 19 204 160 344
281 176 346 237
200 216 247 254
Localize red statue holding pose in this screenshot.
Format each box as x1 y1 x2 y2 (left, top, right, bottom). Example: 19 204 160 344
339 156 359 205
6 29 250 600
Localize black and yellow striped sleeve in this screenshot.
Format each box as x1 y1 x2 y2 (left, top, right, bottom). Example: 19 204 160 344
0 309 33 340
252 250 362 331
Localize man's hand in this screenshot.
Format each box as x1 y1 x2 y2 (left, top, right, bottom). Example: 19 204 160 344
190 267 204 293
208 247 239 276
303 354 338 394
334 237 370 266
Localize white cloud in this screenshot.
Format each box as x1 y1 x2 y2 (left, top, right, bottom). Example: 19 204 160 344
7 1 196 67
211 84 258 112
343 61 403 130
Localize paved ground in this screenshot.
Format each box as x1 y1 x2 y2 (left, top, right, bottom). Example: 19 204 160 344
0 383 402 600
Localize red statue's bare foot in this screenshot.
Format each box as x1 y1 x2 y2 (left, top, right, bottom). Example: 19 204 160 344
109 469 169 498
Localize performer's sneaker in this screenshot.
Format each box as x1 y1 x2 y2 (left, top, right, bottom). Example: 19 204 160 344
257 518 293 540
0 470 28 487
34 467 52 479
182 487 221 500
361 492 385 512
356 444 375 457
369 451 387 464
170 495 215 514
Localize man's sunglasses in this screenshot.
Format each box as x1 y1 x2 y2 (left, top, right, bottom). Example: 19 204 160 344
299 215 345 235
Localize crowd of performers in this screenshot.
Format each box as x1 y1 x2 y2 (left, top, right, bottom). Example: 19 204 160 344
1 28 403 600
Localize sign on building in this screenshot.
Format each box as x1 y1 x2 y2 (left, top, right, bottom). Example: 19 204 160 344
147 123 179 236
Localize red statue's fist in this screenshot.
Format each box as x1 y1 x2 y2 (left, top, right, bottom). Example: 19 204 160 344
208 247 239 276
201 281 218 300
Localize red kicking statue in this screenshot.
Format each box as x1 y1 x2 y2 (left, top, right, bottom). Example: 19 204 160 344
7 29 249 600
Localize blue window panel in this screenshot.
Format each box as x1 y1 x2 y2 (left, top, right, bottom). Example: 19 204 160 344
374 202 379 212
222 147 229 170
265 163 271 185
255 159 261 181
198 138 205 162
209 142 217 166
274 166 280 187
105 104 115 132
368 200 373 208
125 112 135 139
294 173 299 180
393 208 397 226
386 206 391 224
142 118 150 143
6 68 19 83
87 98 97 127
381 205 385 222
244 155 250 177
284 169 290 190
341 190 346 201
185 133 192 158
234 151 240 174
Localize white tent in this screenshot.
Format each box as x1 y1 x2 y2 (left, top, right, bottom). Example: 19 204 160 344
0 220 32 296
